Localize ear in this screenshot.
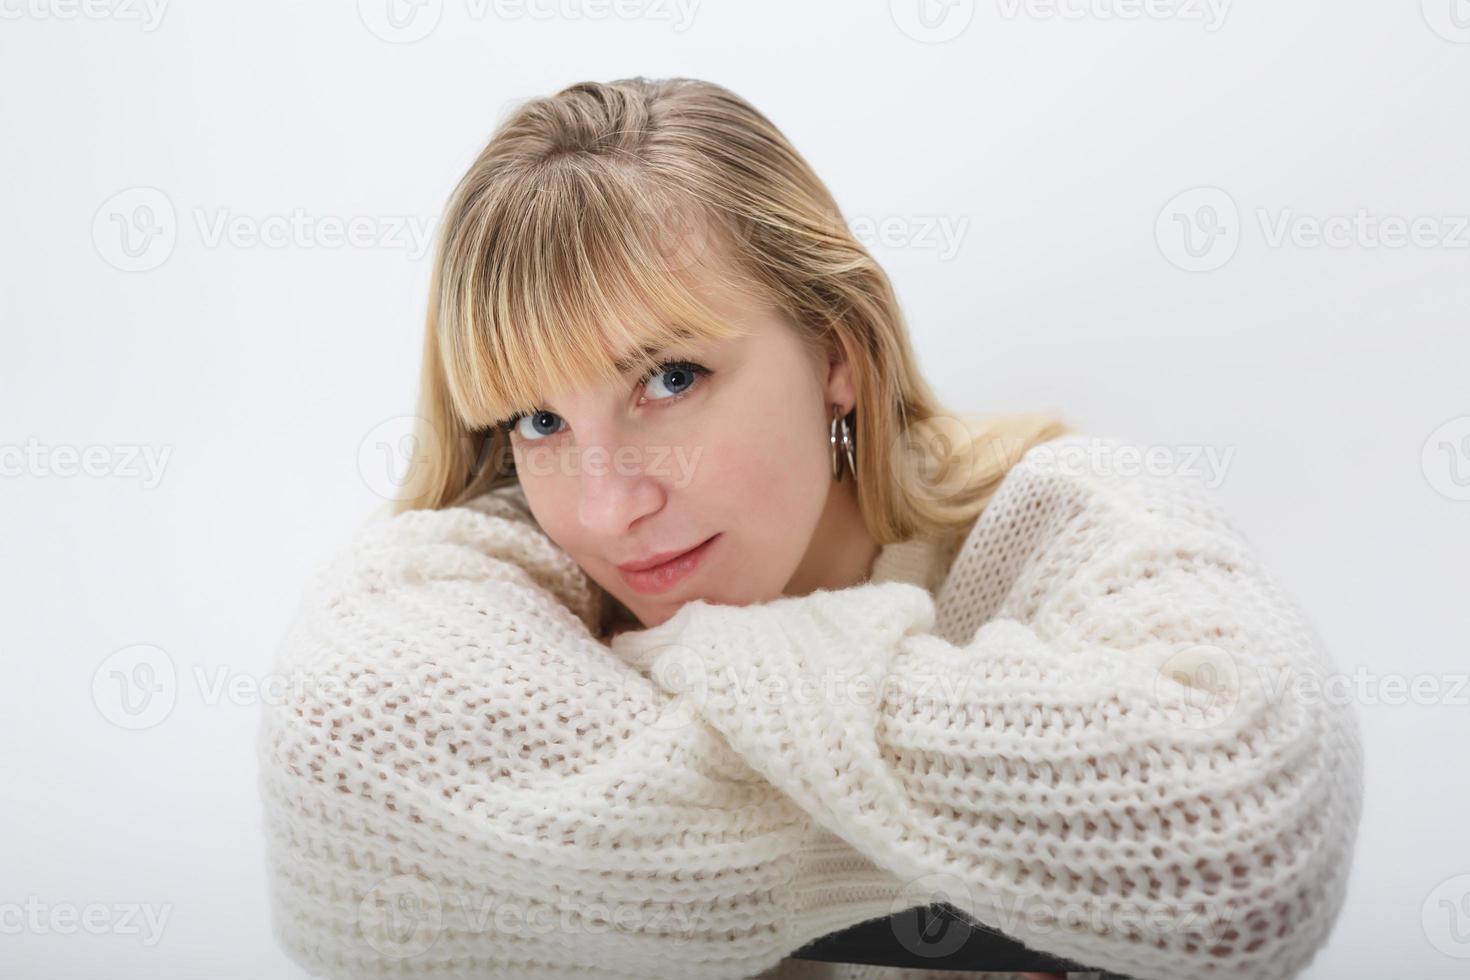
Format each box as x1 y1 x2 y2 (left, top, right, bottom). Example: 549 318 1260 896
824 350 857 414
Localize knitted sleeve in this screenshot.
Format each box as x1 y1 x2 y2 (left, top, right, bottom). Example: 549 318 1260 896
610 440 1365 980
255 487 907 980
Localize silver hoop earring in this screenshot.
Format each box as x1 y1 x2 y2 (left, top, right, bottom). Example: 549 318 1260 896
830 405 857 482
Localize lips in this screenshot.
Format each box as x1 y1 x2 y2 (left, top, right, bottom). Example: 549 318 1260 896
616 539 712 572
616 534 720 596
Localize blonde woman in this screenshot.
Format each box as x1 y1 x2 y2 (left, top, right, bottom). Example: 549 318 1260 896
256 77 1363 980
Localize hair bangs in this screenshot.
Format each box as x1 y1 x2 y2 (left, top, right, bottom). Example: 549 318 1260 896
440 163 748 431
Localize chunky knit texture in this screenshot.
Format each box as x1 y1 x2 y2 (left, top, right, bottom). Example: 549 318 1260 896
256 433 1363 980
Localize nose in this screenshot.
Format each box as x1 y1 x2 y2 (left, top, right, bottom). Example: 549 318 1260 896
574 434 665 539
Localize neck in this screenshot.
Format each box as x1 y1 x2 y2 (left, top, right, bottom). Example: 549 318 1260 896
783 477 882 597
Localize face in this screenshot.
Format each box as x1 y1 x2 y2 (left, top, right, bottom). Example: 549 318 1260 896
503 262 863 630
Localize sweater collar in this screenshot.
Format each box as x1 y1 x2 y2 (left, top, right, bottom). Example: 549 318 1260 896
868 535 946 591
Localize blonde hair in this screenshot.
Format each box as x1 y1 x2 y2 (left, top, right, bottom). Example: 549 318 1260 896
393 76 1073 551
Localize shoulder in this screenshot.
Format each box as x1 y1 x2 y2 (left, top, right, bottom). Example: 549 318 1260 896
987 431 1242 539
933 432 1254 636
343 480 548 562
297 480 601 636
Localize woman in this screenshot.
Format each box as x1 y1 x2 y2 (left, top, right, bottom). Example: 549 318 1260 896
256 77 1363 980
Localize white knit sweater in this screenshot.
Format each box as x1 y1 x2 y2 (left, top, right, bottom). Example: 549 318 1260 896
256 433 1363 980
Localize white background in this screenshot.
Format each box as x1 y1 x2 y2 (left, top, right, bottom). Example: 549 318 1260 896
3 0 1467 977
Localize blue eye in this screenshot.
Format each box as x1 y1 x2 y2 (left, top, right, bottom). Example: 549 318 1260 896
499 410 564 442
643 359 708 401
497 359 711 443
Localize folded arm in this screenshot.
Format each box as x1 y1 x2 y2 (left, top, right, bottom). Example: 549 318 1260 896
611 454 1366 980
256 489 905 980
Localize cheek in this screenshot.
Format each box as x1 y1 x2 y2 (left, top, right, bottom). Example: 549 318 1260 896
516 473 580 547
689 406 831 530
684 414 830 601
